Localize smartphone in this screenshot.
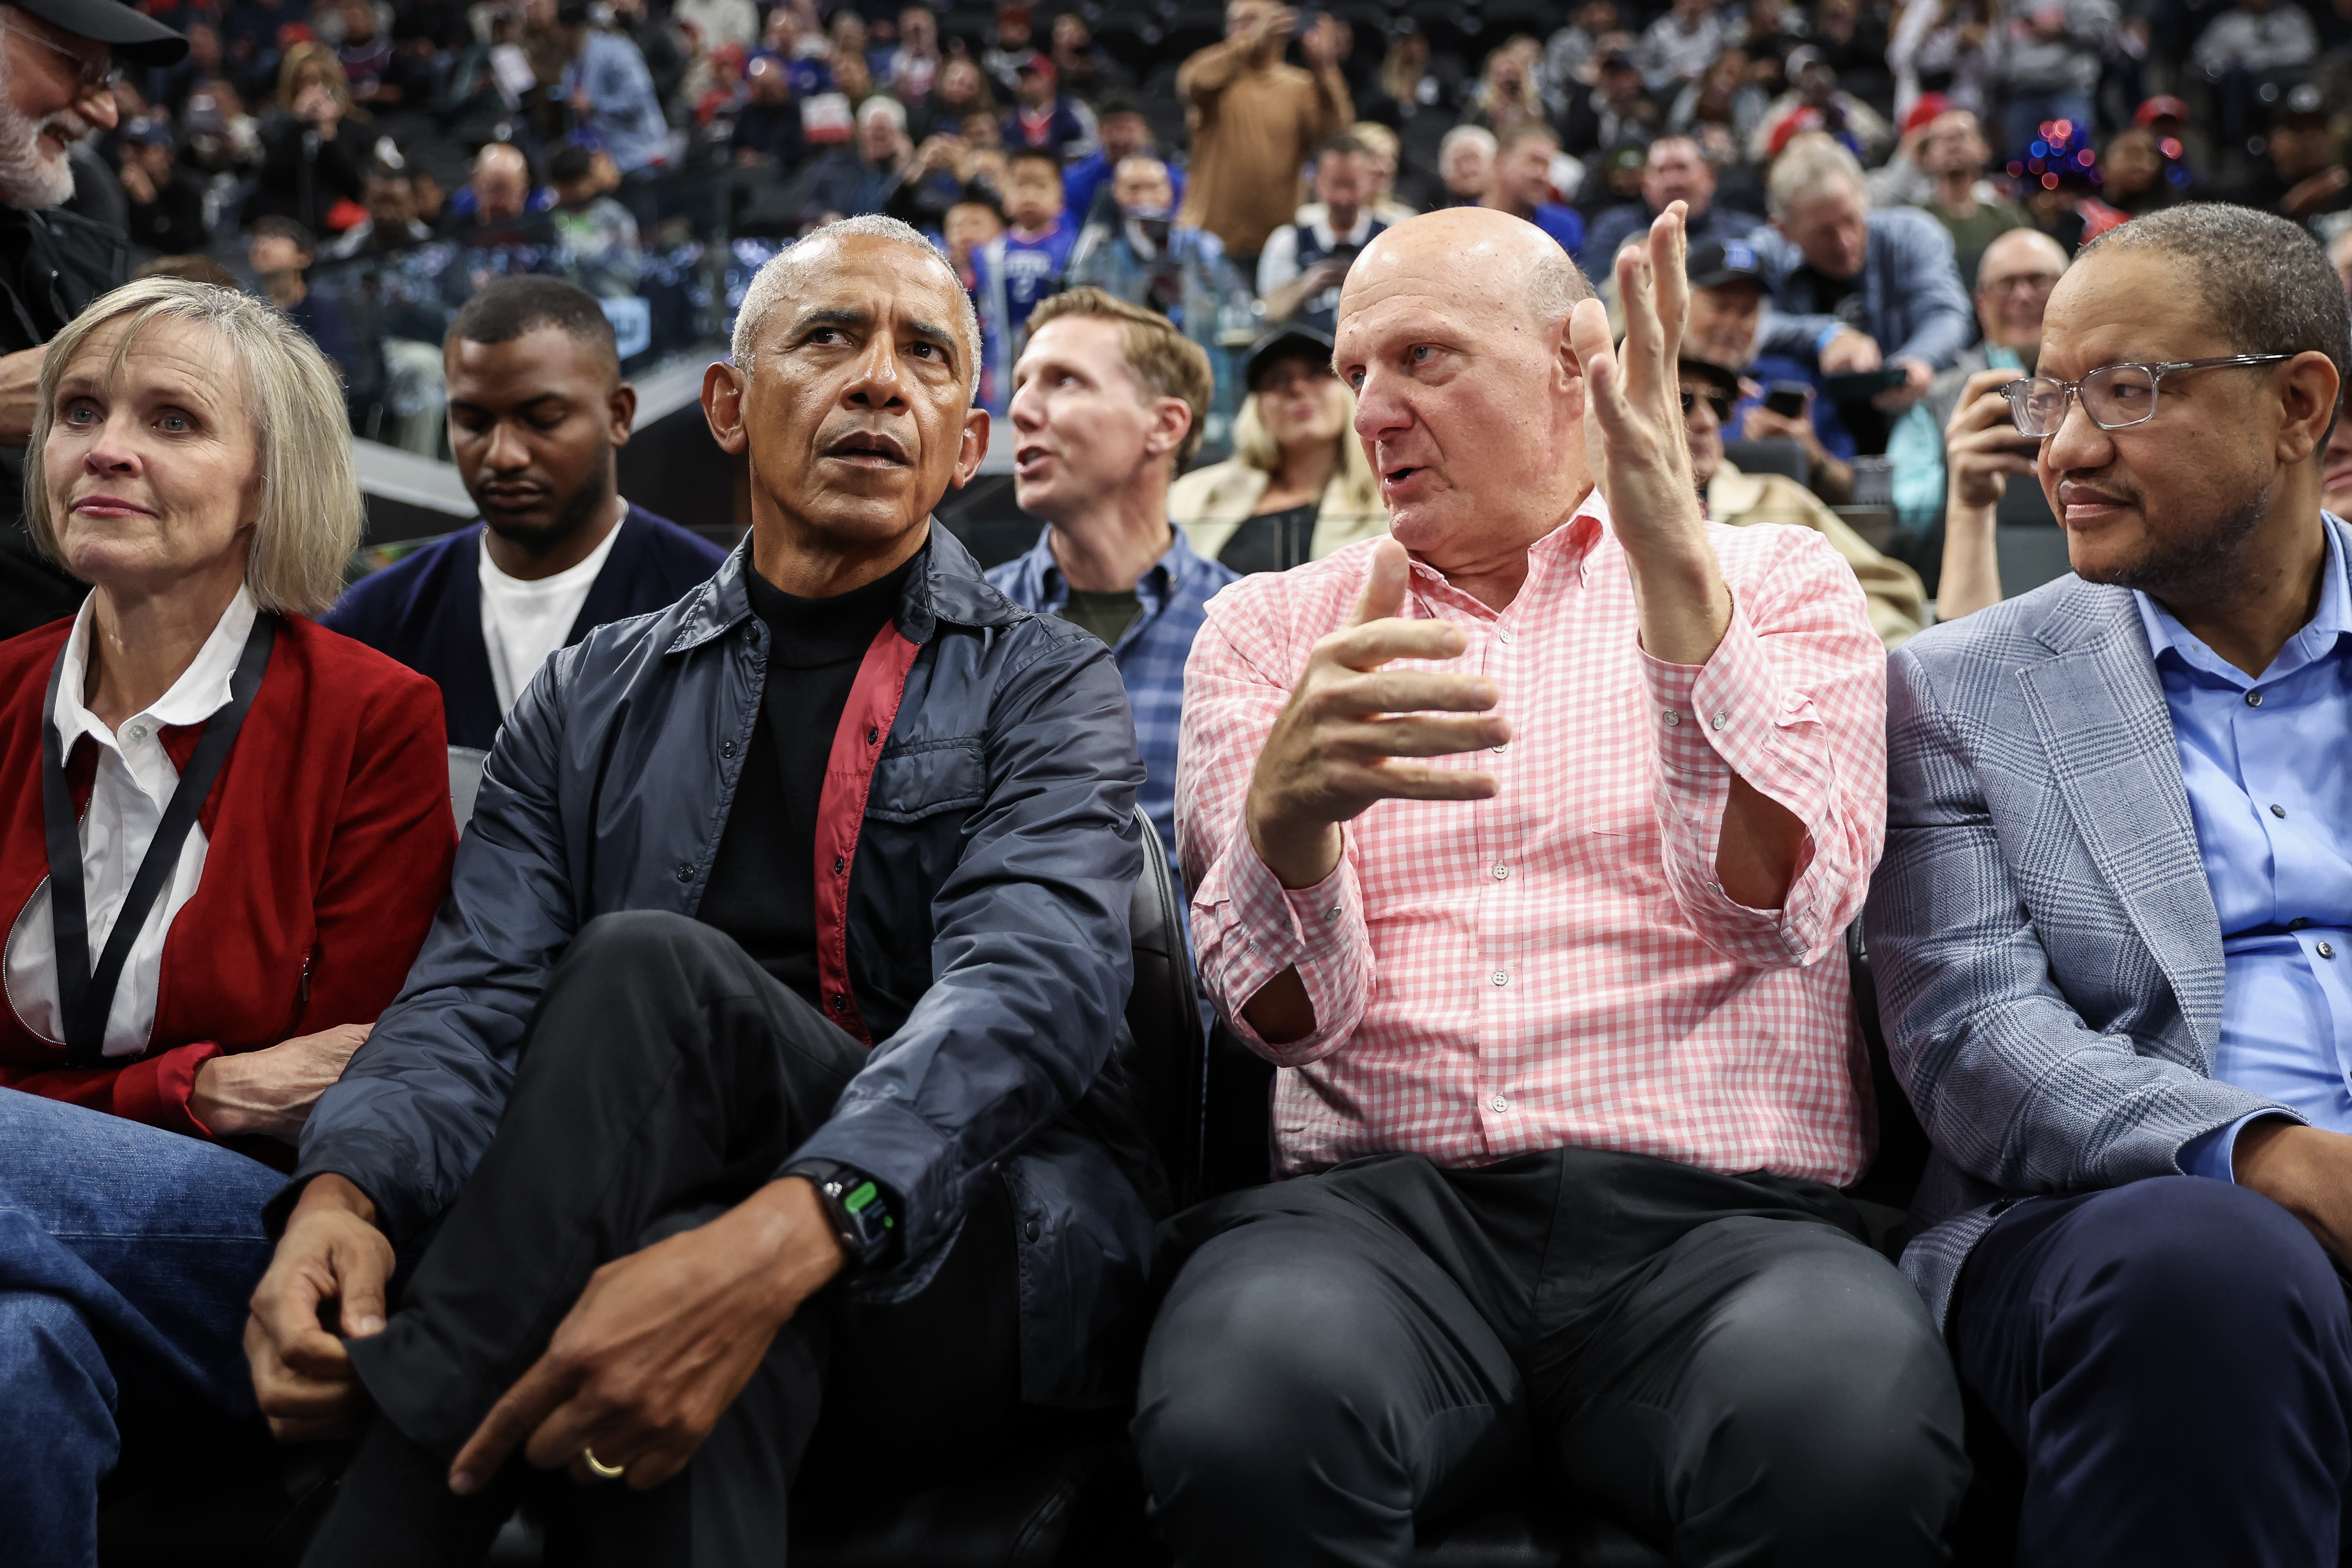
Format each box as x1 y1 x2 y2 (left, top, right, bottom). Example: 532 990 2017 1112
1822 367 1909 402
1764 380 1811 419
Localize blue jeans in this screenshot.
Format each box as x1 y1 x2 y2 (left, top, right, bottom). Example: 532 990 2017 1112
0 1090 284 1567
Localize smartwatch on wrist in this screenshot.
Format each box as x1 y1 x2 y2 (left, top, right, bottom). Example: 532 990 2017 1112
786 1160 899 1268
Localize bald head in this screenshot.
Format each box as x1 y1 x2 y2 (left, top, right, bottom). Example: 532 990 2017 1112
1342 207 1592 337
472 143 531 222
1334 208 1597 571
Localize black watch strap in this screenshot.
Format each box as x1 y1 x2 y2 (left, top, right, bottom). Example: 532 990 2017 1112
786 1160 899 1268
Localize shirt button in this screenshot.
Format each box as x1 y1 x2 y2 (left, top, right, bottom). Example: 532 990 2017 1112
1663 711 1681 727
1491 740 1510 754
1325 905 1341 920
867 727 881 745
675 863 693 882
126 723 147 741
1024 1218 1042 1242
1490 969 1508 986
1711 713 1729 731
2246 690 2264 707
721 739 737 759
2321 942 2338 961
1491 862 1510 880
833 855 846 874
1497 629 1514 644
1489 1093 1511 1113
2271 804 2287 818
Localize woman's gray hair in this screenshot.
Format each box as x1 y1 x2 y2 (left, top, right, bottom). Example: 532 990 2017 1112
25 277 361 617
731 214 984 389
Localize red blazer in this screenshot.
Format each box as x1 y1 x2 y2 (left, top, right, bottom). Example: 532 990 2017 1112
0 614 458 1139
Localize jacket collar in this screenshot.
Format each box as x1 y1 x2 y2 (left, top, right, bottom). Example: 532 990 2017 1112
668 520 1022 655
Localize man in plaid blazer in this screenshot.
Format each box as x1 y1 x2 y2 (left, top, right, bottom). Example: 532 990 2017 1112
1868 202 2352 1568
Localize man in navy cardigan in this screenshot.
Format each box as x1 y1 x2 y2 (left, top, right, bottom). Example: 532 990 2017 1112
328 277 725 750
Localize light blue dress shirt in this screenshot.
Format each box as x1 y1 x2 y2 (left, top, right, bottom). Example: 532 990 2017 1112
2136 520 2352 1180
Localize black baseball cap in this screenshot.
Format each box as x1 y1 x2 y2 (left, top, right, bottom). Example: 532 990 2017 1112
15 0 186 66
1688 236 1766 289
1245 325 1335 390
1677 356 1741 399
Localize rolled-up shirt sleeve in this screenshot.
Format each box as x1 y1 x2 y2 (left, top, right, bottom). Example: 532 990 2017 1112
1642 525 1887 969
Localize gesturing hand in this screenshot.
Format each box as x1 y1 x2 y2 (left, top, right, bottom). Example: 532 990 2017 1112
1569 202 1730 665
1570 201 1702 556
1243 538 1508 891
1944 367 2035 508
247 1174 393 1442
447 1177 845 1495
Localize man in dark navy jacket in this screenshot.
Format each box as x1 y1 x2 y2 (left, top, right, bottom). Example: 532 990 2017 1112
327 276 725 751
248 215 1151 1565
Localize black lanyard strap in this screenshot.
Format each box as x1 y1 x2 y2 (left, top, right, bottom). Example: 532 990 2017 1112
41 612 277 1068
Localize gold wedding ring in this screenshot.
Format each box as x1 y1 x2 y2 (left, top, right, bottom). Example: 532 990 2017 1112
581 1447 626 1481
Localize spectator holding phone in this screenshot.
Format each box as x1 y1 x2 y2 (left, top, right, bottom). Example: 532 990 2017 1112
1885 227 2070 542
1684 237 1859 504
1176 0 1352 271
1750 132 1972 412
1257 133 1387 334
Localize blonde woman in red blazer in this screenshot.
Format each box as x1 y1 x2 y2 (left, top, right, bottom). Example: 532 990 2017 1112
0 278 455 1566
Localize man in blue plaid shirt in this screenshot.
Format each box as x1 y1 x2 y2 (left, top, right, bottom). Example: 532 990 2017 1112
987 288 1238 882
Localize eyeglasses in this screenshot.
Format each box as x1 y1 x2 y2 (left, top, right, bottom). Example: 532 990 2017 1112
1978 270 2063 298
2 21 121 94
1680 387 1735 422
2001 354 2293 437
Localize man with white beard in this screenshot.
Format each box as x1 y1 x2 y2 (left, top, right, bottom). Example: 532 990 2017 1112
0 0 185 640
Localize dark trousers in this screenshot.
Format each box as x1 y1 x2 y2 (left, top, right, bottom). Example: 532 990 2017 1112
302 911 1024 1568
1132 1148 1968 1567
1953 1176 2352 1568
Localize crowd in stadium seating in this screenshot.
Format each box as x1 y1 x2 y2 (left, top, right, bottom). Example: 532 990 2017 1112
7 0 2352 1562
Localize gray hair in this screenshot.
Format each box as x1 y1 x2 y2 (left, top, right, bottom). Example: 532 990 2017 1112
1528 243 1593 325
27 277 360 617
1439 124 1498 165
730 214 984 391
856 94 908 135
1766 132 1867 218
2078 202 2350 401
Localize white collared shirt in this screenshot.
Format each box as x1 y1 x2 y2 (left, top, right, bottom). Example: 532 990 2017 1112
4 587 257 1058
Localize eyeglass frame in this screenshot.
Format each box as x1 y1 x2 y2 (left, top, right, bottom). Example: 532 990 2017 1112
0 20 122 95
2000 353 2295 437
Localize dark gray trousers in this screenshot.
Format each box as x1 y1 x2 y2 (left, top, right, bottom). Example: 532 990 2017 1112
1133 1148 1967 1568
302 911 1023 1568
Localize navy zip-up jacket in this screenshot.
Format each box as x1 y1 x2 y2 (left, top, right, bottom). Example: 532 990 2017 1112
290 526 1156 1406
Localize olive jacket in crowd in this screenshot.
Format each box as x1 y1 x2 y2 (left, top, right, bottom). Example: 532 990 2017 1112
286 526 1159 1407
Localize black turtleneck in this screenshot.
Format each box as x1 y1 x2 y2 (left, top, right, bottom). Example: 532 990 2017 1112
697 547 925 1007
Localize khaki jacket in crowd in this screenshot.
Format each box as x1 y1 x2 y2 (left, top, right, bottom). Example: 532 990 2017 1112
1168 458 1392 568
1176 39 1353 257
1707 460 1926 649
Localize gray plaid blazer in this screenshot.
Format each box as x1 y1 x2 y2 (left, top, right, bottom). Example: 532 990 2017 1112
1860 521 2345 1325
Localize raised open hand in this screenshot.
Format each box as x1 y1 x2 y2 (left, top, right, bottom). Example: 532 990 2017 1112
1567 201 1732 666
1569 201 1706 566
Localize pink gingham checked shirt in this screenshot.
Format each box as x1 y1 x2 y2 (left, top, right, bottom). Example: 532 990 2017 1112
1176 494 1887 1186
